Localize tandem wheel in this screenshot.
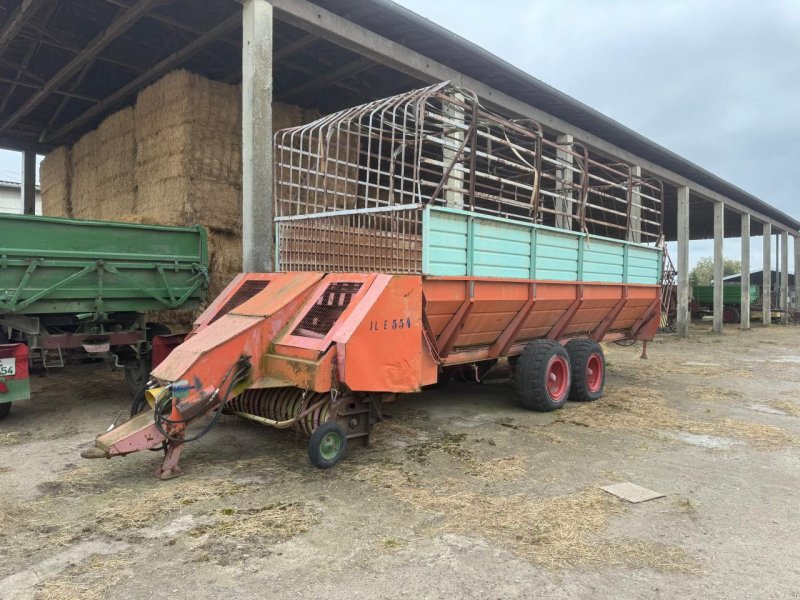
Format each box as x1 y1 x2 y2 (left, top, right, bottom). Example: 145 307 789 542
565 339 605 402
308 422 348 469
514 339 571 412
0 401 11 420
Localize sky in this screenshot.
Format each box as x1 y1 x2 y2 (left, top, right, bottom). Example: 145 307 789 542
390 0 800 271
2 0 798 271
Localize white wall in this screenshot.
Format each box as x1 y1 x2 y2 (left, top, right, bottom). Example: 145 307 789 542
0 184 42 215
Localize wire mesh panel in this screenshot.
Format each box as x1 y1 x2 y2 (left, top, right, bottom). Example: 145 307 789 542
274 82 663 274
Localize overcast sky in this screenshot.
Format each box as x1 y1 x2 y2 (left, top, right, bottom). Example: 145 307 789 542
391 0 800 270
2 0 798 270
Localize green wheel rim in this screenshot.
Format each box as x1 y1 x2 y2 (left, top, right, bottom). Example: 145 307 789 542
319 431 342 460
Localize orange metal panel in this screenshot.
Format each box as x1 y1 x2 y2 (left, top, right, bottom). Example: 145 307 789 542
263 348 335 393
233 272 324 317
277 273 377 352
337 275 429 392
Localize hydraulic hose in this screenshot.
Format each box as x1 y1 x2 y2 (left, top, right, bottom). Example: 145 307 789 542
152 358 250 444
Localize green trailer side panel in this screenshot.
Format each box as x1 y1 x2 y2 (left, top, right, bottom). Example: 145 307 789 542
424 207 661 284
0 214 208 315
692 285 758 304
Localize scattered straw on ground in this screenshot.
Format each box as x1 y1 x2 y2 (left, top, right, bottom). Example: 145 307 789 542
557 384 798 449
35 556 130 600
94 478 249 531
0 431 29 446
686 387 741 403
352 463 699 573
190 502 317 542
402 432 528 483
768 399 800 417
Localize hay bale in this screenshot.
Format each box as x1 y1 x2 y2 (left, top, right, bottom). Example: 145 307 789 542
208 230 242 299
40 146 72 217
71 108 136 220
134 70 242 232
95 107 136 220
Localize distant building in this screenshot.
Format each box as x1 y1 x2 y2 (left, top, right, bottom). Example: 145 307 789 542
0 180 41 215
722 270 795 287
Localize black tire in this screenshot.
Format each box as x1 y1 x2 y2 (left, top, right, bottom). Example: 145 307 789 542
722 306 740 324
514 339 571 412
130 385 149 417
145 322 171 340
125 355 152 396
0 401 10 420
565 338 605 402
308 422 347 469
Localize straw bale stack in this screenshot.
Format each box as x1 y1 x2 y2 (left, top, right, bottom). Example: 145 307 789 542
70 108 136 220
135 70 242 232
36 70 322 328
40 146 72 217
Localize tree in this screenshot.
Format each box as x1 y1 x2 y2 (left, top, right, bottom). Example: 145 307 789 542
688 257 742 287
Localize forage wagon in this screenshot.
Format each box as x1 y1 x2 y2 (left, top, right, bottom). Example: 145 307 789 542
82 82 664 477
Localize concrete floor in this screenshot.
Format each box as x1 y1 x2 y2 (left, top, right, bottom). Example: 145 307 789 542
1 324 799 599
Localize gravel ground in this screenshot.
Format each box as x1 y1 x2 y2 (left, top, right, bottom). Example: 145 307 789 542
1 324 800 599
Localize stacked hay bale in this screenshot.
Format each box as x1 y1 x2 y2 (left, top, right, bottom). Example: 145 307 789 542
39 69 320 330
39 146 72 217
70 108 136 220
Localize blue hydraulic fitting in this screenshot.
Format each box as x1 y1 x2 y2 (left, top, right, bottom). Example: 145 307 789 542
172 380 192 399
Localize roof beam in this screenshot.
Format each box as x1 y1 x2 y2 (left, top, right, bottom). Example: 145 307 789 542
0 0 162 135
267 0 794 233
0 0 48 56
101 0 241 49
44 12 240 143
282 55 373 99
0 75 100 103
275 33 316 60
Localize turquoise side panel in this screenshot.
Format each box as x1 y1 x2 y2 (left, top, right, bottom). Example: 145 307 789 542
426 210 468 276
472 219 531 278
582 239 625 283
535 231 579 281
627 245 662 284
423 207 661 284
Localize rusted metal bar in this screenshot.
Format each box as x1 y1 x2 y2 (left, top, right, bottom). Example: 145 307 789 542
488 283 536 357
547 286 584 341
590 288 629 341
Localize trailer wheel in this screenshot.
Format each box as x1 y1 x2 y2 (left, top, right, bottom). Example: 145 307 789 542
0 402 10 420
515 340 571 411
125 356 151 396
565 339 605 402
723 306 740 324
308 422 347 469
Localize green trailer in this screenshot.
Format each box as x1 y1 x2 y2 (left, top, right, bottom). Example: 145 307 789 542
691 284 758 323
0 214 208 418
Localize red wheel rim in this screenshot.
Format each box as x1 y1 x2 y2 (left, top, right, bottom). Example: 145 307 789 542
546 355 569 400
586 353 603 393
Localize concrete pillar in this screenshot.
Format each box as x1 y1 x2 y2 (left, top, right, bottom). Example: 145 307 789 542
740 213 750 330
712 201 724 333
794 235 800 311
443 92 465 208
676 186 690 338
780 230 789 324
242 0 273 272
554 134 574 230
21 151 36 215
628 165 642 243
762 223 771 325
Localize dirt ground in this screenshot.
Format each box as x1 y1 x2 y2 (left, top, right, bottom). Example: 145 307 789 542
1 324 800 599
